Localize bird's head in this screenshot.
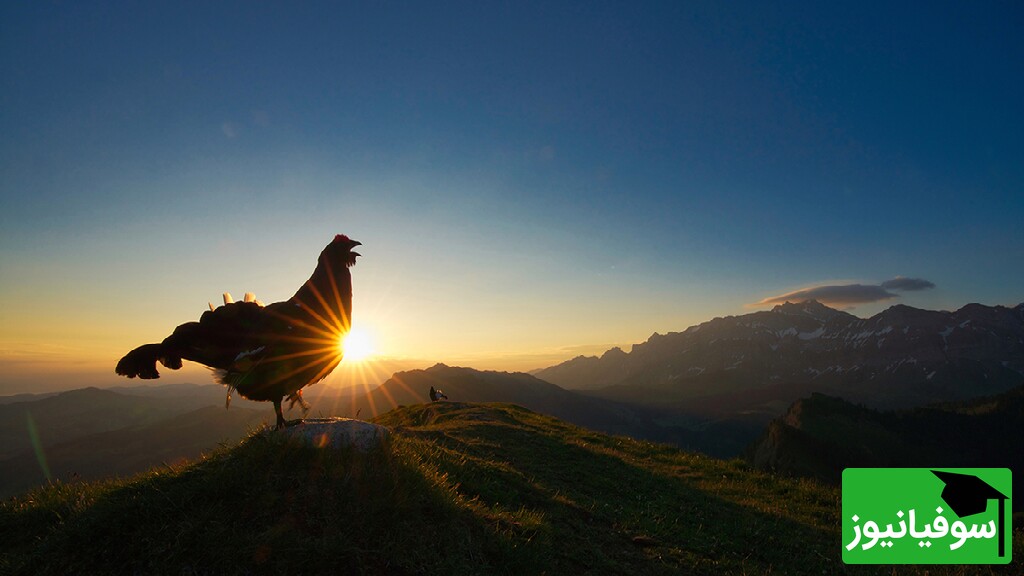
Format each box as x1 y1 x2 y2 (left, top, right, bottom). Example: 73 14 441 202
323 234 362 268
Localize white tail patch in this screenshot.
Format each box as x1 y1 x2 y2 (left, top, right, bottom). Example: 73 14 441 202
223 292 234 305
234 346 266 362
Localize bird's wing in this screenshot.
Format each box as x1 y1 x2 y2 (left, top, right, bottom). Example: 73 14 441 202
161 301 284 370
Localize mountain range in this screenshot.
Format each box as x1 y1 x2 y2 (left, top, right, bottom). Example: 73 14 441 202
536 300 1024 416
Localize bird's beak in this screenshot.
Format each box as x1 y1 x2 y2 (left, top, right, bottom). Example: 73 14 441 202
351 252 361 258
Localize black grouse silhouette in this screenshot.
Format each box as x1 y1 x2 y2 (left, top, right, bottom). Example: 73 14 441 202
116 235 361 429
428 386 448 402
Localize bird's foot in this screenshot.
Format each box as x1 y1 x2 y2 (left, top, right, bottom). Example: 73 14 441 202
286 391 311 413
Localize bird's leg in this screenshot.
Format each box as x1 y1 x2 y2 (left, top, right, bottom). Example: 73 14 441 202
287 389 311 413
273 399 286 430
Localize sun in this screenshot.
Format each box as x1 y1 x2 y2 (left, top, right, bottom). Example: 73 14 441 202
340 326 375 362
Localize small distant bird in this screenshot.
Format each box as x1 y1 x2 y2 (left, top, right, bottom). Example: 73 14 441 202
428 386 448 402
116 235 361 429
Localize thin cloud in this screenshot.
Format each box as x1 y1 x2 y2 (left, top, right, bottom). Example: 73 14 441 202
757 284 897 307
756 277 936 308
880 276 936 291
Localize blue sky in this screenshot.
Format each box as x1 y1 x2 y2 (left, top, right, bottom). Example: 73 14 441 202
1 1 1022 393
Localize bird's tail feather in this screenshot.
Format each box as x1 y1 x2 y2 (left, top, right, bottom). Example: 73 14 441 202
115 343 182 379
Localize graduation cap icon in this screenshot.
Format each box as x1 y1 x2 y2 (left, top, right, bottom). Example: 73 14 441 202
931 470 1009 558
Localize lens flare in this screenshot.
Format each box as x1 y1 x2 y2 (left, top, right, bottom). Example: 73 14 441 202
340 326 375 362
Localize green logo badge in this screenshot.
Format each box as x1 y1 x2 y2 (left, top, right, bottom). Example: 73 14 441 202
842 468 1011 564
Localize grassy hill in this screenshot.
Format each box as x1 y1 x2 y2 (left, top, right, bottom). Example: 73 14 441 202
336 363 674 438
2 402 1021 574
327 363 763 457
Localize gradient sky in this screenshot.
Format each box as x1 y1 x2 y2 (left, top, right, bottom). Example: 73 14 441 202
2 1 1022 394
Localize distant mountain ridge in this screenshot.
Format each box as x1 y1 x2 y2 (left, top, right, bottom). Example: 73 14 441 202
0 387 226 461
536 301 1024 415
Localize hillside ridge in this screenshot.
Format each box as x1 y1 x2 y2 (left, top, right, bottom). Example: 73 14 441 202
5 402 1021 575
746 385 1024 499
